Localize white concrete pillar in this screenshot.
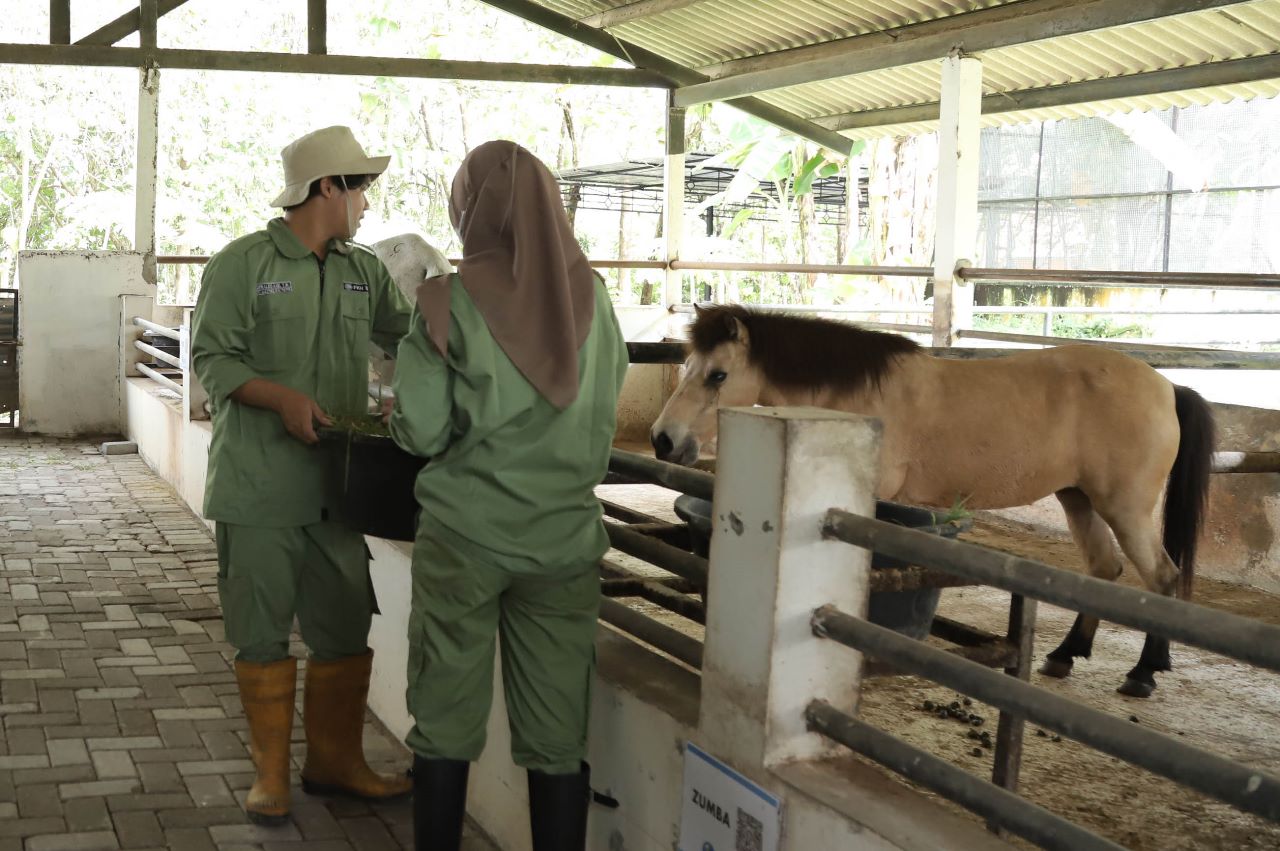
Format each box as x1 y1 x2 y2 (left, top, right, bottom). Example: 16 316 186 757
119 293 154 431
136 63 160 287
663 93 686 310
698 407 882 769
932 55 982 347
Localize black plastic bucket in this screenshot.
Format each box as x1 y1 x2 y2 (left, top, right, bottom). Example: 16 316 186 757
673 495 967 640
319 420 427 542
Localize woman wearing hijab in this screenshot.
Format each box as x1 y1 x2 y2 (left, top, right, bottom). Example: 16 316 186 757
389 140 629 851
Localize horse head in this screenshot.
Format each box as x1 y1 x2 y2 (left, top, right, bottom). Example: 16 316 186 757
650 305 765 465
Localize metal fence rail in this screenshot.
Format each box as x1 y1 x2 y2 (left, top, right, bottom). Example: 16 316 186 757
608 448 715 500
805 700 1125 851
811 605 1280 823
604 520 709 586
132 315 180 340
136 363 182 395
599 597 703 669
822 509 1280 674
958 268 1280 291
134 339 180 369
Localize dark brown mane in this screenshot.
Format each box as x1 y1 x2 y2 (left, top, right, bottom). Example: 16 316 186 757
690 304 920 394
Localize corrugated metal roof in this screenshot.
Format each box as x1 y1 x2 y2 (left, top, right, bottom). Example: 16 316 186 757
535 0 1280 139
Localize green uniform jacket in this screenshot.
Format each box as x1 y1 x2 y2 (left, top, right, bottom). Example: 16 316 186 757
192 218 411 527
389 274 629 572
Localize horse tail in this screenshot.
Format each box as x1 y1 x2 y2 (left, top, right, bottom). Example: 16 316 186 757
1164 385 1215 600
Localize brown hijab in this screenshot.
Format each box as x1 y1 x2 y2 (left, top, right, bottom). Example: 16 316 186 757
416 140 596 410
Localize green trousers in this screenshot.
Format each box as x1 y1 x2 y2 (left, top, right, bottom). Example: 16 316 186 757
405 527 600 775
215 521 376 663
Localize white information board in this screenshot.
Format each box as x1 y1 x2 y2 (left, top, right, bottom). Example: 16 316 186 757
678 742 781 851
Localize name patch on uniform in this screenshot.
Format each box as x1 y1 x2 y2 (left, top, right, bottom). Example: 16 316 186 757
343 281 370 294
256 281 293 296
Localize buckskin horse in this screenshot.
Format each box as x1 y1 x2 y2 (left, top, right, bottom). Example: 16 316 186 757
650 305 1215 698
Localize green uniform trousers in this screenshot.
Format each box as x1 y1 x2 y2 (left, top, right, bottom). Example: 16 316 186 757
405 527 600 775
215 521 375 664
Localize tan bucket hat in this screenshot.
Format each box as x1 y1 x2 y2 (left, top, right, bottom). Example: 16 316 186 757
270 125 390 208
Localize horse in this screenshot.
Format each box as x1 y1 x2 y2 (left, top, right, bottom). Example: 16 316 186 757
650 304 1215 698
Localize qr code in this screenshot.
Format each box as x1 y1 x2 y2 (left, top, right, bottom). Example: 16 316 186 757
735 807 763 851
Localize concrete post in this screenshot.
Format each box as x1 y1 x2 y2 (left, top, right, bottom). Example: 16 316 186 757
663 93 686 310
932 54 982 347
119 294 154 430
135 63 160 287
698 407 882 769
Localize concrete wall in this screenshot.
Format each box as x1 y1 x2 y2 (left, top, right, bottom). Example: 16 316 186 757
20 251 152 435
988 401 1280 593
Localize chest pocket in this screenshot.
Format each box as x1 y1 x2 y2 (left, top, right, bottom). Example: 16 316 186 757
251 295 308 372
341 293 371 356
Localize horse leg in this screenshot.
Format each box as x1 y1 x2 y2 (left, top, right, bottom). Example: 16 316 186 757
1040 489 1125 679
1099 503 1180 698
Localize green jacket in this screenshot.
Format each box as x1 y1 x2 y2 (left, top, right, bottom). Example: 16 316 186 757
389 274 629 572
192 218 411 527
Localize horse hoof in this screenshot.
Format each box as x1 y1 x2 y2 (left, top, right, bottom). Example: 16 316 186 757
1039 659 1073 679
1117 678 1156 698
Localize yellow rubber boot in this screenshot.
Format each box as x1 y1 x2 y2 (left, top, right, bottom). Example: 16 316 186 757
234 657 298 825
301 650 412 800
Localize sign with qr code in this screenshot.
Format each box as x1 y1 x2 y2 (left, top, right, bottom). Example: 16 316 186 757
678 742 780 851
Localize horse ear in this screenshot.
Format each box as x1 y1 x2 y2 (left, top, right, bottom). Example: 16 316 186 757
693 302 708 319
723 313 747 343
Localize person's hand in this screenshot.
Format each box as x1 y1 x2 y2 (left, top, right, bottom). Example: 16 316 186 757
274 387 331 444
380 395 394 425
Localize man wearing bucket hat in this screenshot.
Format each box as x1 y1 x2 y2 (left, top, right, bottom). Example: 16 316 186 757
191 125 413 825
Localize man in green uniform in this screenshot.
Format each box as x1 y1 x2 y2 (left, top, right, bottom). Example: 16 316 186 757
390 141 629 851
191 125 413 825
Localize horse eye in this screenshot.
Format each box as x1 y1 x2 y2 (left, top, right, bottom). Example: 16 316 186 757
707 370 728 386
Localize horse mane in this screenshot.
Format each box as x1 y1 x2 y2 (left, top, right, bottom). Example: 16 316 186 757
689 304 921 395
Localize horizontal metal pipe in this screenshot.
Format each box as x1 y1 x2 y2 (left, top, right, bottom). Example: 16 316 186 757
599 597 703 669
134 340 181 369
601 578 706 623
132 316 180 340
672 304 1280 317
955 328 1229 353
626 340 1280 370
604 522 709 586
958 268 1280 291
1212 451 1280 474
822 510 1280 674
609 448 716 501
670 260 928 276
805 701 1124 851
136 363 183 395
811 607 1280 822
157 255 669 270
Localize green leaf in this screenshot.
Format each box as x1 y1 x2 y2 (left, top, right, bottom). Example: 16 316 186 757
792 152 827 196
722 208 756 238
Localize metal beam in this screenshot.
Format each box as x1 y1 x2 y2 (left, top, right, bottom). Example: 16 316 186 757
49 1 70 44
77 0 188 46
308 0 326 55
139 0 158 48
0 43 669 88
477 0 853 154
581 0 709 30
675 0 1249 106
817 53 1280 131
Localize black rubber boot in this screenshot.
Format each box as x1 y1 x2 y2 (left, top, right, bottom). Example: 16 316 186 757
528 762 590 851
412 755 470 851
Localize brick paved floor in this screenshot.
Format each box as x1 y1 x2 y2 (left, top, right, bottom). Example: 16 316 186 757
0 438 496 851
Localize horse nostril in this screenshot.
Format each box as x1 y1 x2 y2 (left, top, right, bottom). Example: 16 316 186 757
652 431 674 459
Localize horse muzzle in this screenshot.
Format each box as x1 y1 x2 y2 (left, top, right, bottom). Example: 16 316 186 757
651 428 699 467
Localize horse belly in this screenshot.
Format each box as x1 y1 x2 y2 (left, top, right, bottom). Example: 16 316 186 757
886 422 1078 511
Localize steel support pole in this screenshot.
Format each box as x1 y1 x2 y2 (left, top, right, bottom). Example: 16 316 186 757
663 93 687 309
135 62 160 286
932 55 982 347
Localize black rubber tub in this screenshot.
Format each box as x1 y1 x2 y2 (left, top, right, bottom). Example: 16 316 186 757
318 417 427 542
673 495 969 640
